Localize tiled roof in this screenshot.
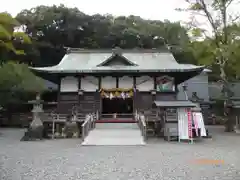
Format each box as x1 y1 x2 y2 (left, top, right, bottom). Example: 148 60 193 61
154 100 197 107
30 48 205 73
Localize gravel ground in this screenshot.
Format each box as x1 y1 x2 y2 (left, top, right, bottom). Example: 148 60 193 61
1 126 240 180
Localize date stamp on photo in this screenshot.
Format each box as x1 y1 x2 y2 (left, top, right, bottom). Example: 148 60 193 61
190 159 224 165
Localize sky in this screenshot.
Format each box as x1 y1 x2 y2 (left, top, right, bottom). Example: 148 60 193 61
1 0 239 33
0 0 190 21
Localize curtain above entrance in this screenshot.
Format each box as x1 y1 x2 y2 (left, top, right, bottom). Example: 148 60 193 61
100 88 134 99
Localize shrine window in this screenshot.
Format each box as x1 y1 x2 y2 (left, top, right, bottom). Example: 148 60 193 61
156 76 175 92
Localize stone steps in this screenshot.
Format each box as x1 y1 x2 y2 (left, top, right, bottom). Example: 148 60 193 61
81 123 145 146
95 122 139 129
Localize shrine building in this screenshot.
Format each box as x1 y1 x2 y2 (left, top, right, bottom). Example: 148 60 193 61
31 47 205 121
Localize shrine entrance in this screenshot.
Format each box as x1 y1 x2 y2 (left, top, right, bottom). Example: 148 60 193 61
100 88 134 119
102 98 133 114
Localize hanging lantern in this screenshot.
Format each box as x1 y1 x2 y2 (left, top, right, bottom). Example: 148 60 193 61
110 92 114 99
129 91 133 97
101 90 105 97
104 92 109 98
115 91 119 97
121 92 126 99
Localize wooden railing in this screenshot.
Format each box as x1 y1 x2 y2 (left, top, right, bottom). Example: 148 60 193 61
135 111 147 141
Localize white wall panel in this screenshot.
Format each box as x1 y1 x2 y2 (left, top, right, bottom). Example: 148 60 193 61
136 76 154 91
119 76 133 88
101 76 116 89
177 73 209 101
60 76 78 92
81 76 98 92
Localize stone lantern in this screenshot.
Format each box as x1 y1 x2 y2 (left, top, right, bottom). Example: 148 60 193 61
30 93 44 127
21 93 44 141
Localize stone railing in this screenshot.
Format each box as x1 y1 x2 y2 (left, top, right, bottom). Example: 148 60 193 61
135 111 147 141
41 111 98 140
81 111 98 141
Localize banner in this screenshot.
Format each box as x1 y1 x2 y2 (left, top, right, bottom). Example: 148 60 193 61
187 109 192 138
100 88 134 99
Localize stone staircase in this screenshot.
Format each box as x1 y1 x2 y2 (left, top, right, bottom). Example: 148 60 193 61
81 122 145 146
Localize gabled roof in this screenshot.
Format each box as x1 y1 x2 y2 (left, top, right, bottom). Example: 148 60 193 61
97 53 138 66
30 48 205 73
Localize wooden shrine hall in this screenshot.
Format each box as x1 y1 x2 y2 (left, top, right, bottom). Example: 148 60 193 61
30 47 207 142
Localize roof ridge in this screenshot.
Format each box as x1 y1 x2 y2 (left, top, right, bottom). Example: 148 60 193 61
65 47 170 54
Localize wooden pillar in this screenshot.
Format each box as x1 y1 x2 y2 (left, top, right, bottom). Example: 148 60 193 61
98 76 102 118
133 76 136 89
133 76 137 112
152 76 157 103
78 75 82 105
57 75 62 110
78 76 81 90
116 76 119 88
98 76 101 90
154 76 157 90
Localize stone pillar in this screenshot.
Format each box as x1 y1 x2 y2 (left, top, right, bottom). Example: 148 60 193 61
182 84 188 100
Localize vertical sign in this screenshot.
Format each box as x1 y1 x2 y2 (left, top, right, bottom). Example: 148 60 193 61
187 108 192 139
193 112 199 136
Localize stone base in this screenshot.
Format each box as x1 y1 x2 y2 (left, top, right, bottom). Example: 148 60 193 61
21 126 44 141
63 122 79 139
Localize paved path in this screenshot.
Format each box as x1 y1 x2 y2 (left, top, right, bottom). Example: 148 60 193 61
82 123 145 146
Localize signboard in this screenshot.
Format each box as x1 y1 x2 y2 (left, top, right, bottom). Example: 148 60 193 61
156 76 175 92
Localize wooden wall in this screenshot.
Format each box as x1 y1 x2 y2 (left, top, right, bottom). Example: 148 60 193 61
58 75 177 114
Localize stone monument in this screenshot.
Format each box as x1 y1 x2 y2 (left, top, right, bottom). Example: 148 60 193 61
21 93 44 141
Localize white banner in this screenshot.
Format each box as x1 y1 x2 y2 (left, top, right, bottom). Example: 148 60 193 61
178 108 189 140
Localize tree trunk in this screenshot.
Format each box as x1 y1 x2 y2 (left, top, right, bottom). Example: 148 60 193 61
225 112 235 132
220 65 235 132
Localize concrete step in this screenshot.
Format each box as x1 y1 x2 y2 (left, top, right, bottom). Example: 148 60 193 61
96 118 135 123
81 123 145 146
95 123 139 129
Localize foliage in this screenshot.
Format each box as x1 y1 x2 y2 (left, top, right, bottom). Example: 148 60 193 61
0 62 44 106
0 12 32 56
178 0 240 131
180 0 240 78
0 12 43 107
15 5 192 66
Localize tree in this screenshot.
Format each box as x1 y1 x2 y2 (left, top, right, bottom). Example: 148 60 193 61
178 0 240 131
0 12 44 107
0 12 33 62
16 5 192 65
0 62 44 106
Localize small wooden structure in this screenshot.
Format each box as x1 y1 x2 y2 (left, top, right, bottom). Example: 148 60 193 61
153 101 198 142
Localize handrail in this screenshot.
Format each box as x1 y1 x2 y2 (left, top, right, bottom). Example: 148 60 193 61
81 114 92 141
81 111 98 141
135 111 147 141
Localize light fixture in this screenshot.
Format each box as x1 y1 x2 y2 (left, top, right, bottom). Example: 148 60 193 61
151 90 157 95
78 89 84 95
